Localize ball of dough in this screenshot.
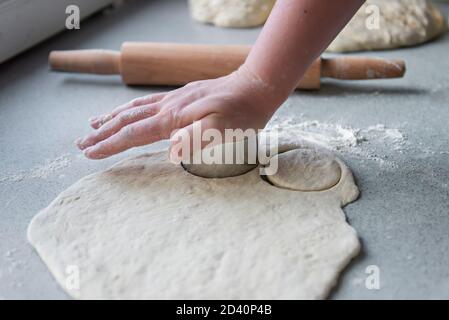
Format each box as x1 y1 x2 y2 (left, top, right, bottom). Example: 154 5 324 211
327 0 446 52
188 0 276 28
266 149 342 191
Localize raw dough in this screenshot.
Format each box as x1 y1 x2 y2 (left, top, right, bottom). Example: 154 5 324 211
182 137 258 178
183 161 256 179
266 149 341 192
327 0 446 52
28 148 360 299
188 0 276 28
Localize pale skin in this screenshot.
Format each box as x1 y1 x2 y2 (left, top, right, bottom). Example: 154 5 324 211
77 0 364 160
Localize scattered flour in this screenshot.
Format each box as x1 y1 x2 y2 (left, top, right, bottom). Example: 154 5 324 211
2 248 26 291
3 248 25 273
364 124 405 150
351 277 365 286
0 117 419 182
0 155 71 183
267 115 407 168
4 249 17 259
268 117 363 150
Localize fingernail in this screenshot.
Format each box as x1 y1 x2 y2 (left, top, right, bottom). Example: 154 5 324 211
75 138 82 146
78 139 89 150
83 147 93 158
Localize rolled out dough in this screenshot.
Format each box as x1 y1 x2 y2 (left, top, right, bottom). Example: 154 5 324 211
327 0 446 52
188 0 276 28
28 147 360 299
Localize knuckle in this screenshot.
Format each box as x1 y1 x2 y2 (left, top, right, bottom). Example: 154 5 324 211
97 140 107 149
167 107 183 129
83 135 94 146
118 112 131 124
131 106 156 119
130 97 142 106
148 104 160 115
141 106 155 118
161 92 175 102
120 125 135 139
129 109 142 119
144 94 158 103
92 130 103 141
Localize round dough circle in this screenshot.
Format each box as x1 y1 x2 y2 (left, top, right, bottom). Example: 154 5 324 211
266 149 342 191
182 139 258 178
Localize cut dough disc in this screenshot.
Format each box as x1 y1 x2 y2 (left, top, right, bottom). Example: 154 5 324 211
327 0 446 52
266 149 342 192
182 138 258 178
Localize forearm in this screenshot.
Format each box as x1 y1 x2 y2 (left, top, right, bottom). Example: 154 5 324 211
243 0 364 106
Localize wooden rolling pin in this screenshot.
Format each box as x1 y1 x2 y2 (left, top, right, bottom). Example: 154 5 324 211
49 42 406 90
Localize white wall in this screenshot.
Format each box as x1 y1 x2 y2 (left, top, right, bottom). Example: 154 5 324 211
0 0 115 63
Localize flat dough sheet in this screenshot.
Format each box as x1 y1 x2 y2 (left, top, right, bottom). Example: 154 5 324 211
28 149 360 299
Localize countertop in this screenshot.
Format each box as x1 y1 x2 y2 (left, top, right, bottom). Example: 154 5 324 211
1 0 448 299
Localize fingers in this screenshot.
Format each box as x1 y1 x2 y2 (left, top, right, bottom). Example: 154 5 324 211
83 114 172 159
89 92 166 129
168 97 214 128
80 84 217 160
79 97 197 160
78 103 161 150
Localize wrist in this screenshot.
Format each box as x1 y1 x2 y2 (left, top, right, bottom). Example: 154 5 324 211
232 64 285 113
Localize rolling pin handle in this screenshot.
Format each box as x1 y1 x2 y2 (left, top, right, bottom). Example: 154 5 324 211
321 57 406 80
49 49 121 75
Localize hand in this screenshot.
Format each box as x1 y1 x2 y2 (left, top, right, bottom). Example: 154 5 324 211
76 66 279 160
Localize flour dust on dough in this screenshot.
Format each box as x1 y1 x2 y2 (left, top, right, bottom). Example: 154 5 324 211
28 146 360 299
327 0 446 52
188 0 276 28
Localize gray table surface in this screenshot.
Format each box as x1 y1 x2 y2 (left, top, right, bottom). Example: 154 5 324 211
1 0 448 299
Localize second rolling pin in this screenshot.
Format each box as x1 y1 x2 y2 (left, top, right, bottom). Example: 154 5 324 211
49 42 406 90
